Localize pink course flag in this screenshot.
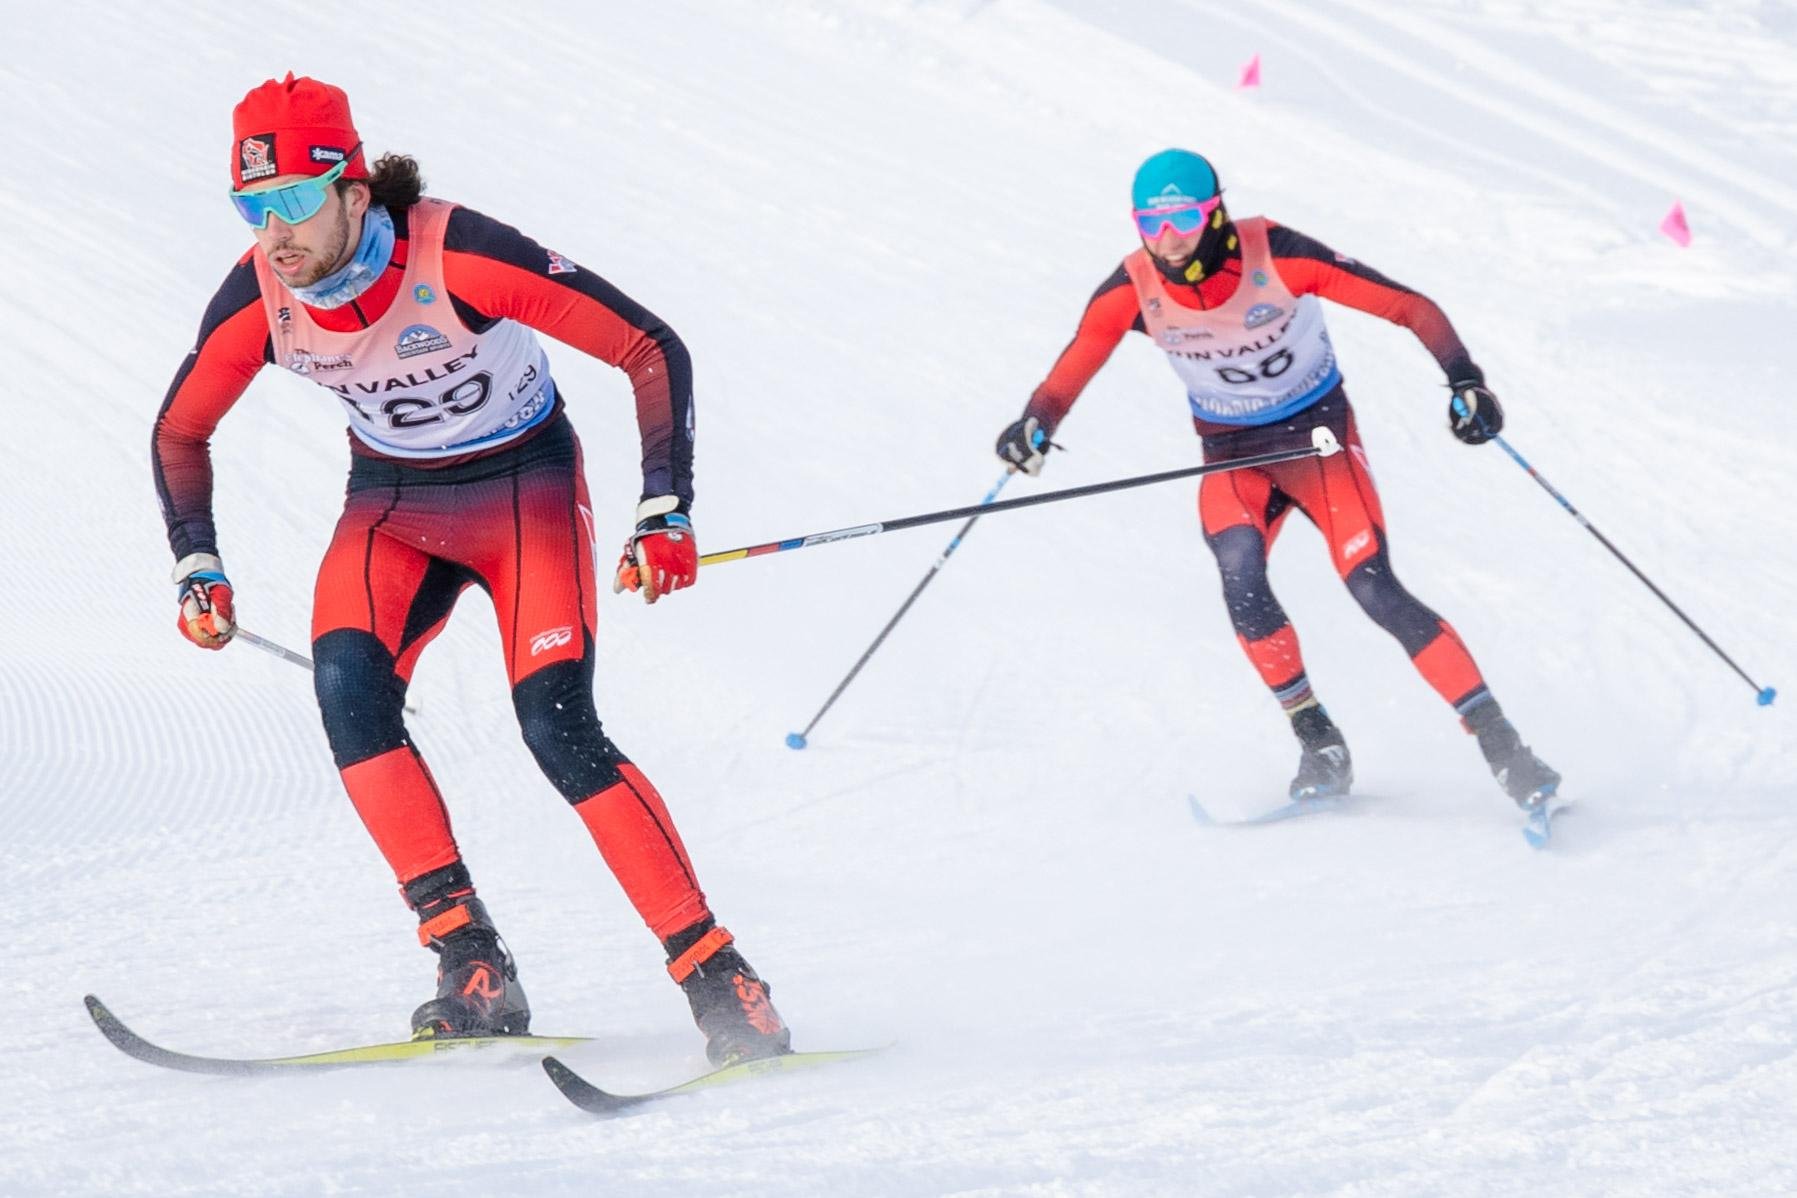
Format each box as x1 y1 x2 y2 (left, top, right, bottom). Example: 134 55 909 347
1238 53 1261 89
1660 201 1692 247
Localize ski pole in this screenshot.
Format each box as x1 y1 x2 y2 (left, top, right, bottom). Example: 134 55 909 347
701 426 1341 568
785 470 1014 750
1457 400 1775 706
237 627 422 715
236 628 314 670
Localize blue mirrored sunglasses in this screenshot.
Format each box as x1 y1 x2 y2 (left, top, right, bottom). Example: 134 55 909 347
1132 195 1222 239
229 156 352 229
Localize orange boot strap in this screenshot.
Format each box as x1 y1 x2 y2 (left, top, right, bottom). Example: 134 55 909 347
417 903 474 947
666 926 733 983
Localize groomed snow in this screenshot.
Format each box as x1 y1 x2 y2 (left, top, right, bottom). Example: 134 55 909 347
3 2 1793 1194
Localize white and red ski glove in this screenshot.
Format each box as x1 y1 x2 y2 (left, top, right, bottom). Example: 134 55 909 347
613 497 698 604
173 552 237 650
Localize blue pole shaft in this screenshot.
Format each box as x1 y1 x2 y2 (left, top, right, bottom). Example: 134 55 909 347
788 472 1013 748
1479 423 1773 706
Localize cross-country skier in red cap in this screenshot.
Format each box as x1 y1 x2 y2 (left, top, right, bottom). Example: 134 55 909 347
996 149 1560 813
153 73 789 1063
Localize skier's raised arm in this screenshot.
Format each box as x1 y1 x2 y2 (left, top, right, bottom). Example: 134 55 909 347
1264 222 1505 442
997 267 1142 475
437 208 695 515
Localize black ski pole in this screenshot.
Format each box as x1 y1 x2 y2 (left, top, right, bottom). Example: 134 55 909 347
785 470 1014 750
700 426 1341 568
1456 399 1774 706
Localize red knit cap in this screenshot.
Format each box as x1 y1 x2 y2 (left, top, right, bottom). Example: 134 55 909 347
230 72 368 189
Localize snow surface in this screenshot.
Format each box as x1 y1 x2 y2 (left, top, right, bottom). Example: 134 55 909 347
4 1 1795 1194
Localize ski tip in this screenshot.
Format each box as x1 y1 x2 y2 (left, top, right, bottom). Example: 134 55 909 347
1757 686 1776 707
542 1055 637 1115
785 732 808 750
541 1055 597 1099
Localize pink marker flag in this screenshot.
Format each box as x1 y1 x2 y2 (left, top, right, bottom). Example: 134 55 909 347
1238 53 1261 89
1660 200 1692 247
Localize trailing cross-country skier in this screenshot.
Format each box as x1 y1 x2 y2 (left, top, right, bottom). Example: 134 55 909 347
152 73 789 1065
996 148 1559 811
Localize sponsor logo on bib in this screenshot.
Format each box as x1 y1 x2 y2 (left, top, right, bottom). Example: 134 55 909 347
395 324 452 360
1244 303 1284 330
286 349 354 374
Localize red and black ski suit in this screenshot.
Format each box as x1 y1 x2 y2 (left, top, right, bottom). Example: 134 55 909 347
153 201 710 940
1026 220 1493 719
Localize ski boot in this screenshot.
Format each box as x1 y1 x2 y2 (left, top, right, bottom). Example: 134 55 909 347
665 920 791 1067
409 895 531 1039
1466 703 1561 810
1288 705 1353 800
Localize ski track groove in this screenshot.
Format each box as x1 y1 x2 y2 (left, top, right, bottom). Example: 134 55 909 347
0 651 325 853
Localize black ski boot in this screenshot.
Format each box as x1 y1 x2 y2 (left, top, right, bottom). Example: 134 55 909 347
1288 705 1353 800
665 920 791 1067
406 869 530 1039
1466 702 1561 809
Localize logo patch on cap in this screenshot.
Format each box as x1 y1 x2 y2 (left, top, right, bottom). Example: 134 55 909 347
239 134 278 182
546 250 577 276
1147 182 1199 207
308 144 346 164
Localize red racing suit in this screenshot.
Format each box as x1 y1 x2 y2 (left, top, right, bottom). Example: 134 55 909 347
1026 219 1492 719
153 199 710 939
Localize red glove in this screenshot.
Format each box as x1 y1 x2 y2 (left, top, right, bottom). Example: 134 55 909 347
613 498 697 604
173 553 237 649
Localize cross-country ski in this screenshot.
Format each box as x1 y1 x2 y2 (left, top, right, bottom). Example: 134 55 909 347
84 995 590 1076
540 1047 886 1117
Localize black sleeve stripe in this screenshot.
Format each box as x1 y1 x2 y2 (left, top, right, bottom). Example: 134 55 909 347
151 258 269 558
1266 224 1418 294
449 293 500 334
1089 262 1146 334
444 205 679 336
444 204 696 508
1091 262 1132 304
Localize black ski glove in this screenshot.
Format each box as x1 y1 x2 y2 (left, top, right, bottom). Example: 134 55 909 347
1448 380 1504 445
996 416 1057 476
